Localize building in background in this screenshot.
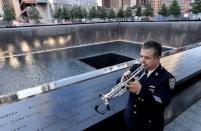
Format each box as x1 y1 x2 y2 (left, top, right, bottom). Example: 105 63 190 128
97 0 102 6
177 0 191 14
151 0 162 16
102 0 111 8
182 0 191 14
16 0 99 23
136 0 162 17
136 0 148 6
103 0 122 9
11 0 21 19
131 0 137 7
0 0 21 20
0 0 3 19
47 0 98 23
0 0 193 24
103 0 133 9
50 0 97 8
19 0 41 22
123 0 131 8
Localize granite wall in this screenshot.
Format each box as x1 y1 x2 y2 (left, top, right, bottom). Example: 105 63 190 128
1 21 201 55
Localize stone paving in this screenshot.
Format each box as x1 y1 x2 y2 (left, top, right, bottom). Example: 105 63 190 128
165 99 201 131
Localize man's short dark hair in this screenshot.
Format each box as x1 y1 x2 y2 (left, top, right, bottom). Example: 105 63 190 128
142 41 162 57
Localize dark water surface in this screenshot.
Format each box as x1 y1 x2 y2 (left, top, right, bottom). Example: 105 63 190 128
0 41 142 95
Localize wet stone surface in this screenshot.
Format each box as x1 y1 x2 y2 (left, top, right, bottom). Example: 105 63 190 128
0 41 143 95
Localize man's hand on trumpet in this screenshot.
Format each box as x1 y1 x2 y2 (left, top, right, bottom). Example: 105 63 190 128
120 70 131 82
127 80 142 94
120 69 142 94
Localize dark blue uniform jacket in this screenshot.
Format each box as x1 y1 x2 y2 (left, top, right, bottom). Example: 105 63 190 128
124 64 175 131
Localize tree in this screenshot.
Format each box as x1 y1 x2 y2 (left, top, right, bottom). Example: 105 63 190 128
136 6 142 17
71 7 78 19
125 7 132 17
89 6 97 19
108 8 116 19
96 6 101 18
75 7 85 19
70 7 83 19
63 8 71 20
169 0 181 16
159 4 169 16
117 8 124 18
28 6 42 24
54 8 63 22
3 6 16 25
143 4 153 17
82 8 88 19
99 7 108 19
192 0 201 15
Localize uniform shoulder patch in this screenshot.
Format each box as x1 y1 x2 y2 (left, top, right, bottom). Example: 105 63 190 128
169 77 176 90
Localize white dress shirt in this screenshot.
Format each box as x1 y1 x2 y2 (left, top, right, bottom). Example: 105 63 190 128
147 64 159 77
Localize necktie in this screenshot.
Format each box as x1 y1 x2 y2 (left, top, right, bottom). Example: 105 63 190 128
144 70 148 79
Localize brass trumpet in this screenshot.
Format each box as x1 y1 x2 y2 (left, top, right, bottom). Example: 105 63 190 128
95 64 146 114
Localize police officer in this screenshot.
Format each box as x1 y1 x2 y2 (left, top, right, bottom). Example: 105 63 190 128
122 41 175 131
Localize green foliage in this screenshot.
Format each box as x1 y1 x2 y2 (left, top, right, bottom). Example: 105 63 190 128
135 6 142 16
159 4 169 16
117 8 124 18
54 8 63 19
63 8 71 20
169 0 181 16
108 8 116 18
143 4 153 17
3 6 16 21
99 7 108 19
125 7 132 17
89 6 97 18
82 8 88 18
70 7 77 19
28 6 42 23
96 6 101 18
54 6 88 21
71 7 85 19
192 0 201 14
